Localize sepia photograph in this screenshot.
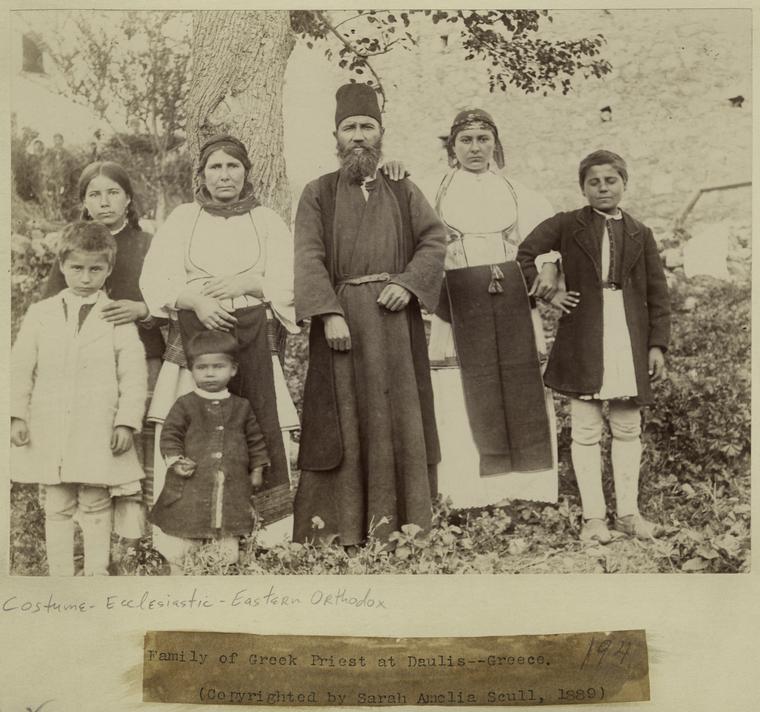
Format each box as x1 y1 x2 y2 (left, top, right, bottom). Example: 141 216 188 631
8 7 751 578
1 4 758 712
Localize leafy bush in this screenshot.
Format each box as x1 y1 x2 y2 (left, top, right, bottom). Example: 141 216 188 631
9 274 751 575
10 222 58 340
640 277 751 572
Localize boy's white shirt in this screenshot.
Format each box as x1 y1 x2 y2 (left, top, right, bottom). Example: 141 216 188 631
60 288 100 337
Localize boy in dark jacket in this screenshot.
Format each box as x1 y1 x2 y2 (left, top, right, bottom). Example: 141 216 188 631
517 150 670 544
149 331 269 573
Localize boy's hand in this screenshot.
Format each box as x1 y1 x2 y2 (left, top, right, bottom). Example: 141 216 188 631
102 299 149 325
549 289 581 314
10 418 30 447
250 466 265 491
170 456 197 478
381 160 408 181
529 262 560 301
111 425 134 454
648 346 666 383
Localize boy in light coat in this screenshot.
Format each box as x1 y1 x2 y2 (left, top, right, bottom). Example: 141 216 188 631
11 221 147 575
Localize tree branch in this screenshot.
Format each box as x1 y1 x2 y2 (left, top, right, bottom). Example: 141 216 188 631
313 10 387 108
331 12 367 31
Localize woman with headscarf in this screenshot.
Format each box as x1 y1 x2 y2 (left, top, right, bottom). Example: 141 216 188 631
140 135 298 565
428 109 576 510
42 161 165 572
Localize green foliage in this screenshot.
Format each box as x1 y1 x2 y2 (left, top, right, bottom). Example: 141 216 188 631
9 278 750 575
639 278 751 572
10 221 57 340
30 10 192 219
42 11 190 140
99 132 193 218
291 9 611 101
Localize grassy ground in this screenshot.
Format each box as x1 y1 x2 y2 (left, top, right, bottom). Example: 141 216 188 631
9 277 750 576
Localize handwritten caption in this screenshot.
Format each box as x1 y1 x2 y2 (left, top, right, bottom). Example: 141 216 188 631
143 630 649 706
0 586 386 615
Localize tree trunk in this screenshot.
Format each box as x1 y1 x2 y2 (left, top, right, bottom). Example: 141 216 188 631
187 11 296 221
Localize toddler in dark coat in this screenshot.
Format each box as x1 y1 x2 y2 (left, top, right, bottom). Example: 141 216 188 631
517 150 670 544
149 331 269 573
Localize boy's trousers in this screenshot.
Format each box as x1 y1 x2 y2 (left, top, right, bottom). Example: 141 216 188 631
569 398 642 520
44 483 113 576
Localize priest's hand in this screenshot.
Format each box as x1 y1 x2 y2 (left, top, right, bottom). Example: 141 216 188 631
381 160 409 181
324 314 351 351
377 284 411 312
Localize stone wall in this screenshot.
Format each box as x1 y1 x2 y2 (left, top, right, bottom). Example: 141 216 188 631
284 8 752 239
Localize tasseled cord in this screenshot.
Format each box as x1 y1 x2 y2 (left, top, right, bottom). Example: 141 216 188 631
488 264 504 293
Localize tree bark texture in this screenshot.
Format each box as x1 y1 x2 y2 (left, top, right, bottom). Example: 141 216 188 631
187 11 296 220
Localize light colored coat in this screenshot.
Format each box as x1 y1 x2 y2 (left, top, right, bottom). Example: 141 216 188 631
11 291 147 485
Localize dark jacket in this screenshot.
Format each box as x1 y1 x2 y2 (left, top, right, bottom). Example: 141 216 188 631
517 205 670 405
149 392 270 538
43 223 165 359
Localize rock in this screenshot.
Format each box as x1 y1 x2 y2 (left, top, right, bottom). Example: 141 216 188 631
682 296 698 312
11 233 31 254
663 247 684 269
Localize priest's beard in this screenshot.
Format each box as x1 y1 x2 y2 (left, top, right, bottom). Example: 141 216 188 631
337 140 383 183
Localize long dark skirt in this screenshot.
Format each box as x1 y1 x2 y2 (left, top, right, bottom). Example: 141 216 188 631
443 262 553 475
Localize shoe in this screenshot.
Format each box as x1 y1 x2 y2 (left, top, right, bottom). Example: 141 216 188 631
580 518 612 544
613 514 664 540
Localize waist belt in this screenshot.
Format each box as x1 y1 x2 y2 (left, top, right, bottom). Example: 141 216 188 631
336 272 392 287
602 281 621 291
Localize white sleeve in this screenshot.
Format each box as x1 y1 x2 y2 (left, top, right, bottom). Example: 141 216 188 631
10 303 41 422
113 323 148 432
259 207 299 334
139 204 194 318
513 181 562 271
535 250 563 270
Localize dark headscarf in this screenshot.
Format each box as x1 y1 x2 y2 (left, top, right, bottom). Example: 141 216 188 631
446 108 505 170
195 134 260 217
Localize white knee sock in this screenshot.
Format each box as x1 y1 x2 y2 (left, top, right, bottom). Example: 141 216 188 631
45 518 75 577
612 438 642 518
80 509 114 576
571 442 606 520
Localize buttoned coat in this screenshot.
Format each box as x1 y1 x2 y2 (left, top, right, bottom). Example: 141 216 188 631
517 206 670 405
11 291 148 485
149 392 270 538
